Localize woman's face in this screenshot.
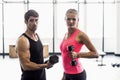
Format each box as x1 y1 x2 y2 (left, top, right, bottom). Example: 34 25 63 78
65 13 79 29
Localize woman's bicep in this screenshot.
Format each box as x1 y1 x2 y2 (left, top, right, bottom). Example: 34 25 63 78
80 32 96 51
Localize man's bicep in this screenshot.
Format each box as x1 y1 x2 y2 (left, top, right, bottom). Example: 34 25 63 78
17 37 30 62
17 40 31 70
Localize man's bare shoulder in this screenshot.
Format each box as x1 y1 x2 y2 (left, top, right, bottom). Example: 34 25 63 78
17 35 28 43
16 35 29 51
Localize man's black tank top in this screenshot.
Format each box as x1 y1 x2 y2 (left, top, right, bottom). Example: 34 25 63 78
21 33 46 80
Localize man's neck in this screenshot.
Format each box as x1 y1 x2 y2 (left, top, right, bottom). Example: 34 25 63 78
25 30 38 41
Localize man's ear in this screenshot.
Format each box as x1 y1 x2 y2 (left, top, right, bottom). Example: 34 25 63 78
25 20 27 24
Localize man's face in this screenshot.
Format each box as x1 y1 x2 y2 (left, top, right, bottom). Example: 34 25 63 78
65 13 79 28
25 16 39 32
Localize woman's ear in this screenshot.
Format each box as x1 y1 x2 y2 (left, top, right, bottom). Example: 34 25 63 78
78 18 79 21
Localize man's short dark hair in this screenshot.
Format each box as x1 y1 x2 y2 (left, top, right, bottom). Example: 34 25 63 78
24 9 39 21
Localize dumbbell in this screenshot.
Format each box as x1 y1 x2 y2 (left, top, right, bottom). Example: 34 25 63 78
111 63 120 67
49 54 59 64
116 64 120 67
44 55 59 69
111 63 116 67
68 45 77 66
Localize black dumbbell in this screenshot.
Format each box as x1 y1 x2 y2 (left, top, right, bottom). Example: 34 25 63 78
49 55 59 64
111 63 116 67
111 63 120 67
116 64 120 67
68 45 77 66
44 55 59 69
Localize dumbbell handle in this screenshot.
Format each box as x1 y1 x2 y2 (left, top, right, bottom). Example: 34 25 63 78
68 45 77 66
44 60 53 69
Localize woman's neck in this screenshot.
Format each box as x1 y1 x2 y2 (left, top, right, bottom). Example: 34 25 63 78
68 28 77 35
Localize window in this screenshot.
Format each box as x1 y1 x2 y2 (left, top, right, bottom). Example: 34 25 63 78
0 3 2 53
0 0 117 56
4 3 25 52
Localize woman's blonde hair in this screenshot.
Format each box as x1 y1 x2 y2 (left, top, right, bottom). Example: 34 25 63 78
66 9 78 16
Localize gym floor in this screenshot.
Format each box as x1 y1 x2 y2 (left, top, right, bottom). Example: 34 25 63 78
0 54 120 80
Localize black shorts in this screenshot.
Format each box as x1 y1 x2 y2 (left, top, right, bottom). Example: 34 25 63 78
64 70 86 80
21 69 46 80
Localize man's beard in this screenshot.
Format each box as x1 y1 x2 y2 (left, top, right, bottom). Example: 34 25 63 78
28 26 37 32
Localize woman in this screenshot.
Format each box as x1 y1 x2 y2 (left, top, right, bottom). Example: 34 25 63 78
60 9 99 80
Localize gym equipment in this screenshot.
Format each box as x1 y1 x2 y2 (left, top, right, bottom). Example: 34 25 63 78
9 45 18 58
96 49 106 66
44 54 59 69
98 54 106 66
43 45 49 58
49 54 59 64
68 45 77 66
111 63 120 67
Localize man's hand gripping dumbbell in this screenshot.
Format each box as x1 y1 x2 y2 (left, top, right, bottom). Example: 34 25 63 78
44 55 59 69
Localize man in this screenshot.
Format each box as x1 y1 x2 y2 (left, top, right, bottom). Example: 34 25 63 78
16 9 52 80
